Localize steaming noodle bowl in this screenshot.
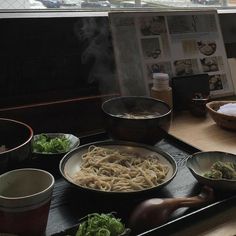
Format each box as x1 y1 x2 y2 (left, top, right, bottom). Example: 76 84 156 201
69 145 169 192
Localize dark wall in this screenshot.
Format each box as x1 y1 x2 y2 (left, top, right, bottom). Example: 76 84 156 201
0 16 118 108
0 95 116 135
0 15 119 134
0 12 234 109
0 12 235 135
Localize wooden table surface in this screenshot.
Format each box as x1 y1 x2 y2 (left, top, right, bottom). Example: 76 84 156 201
170 205 236 236
169 111 236 236
169 111 236 154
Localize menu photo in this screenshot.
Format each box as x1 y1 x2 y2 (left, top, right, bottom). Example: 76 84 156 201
109 10 235 98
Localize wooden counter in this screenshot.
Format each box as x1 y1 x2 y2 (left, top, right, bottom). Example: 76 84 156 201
168 111 236 236
170 205 236 236
169 111 236 154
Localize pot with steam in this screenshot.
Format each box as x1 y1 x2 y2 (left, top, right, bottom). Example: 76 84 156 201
102 96 172 145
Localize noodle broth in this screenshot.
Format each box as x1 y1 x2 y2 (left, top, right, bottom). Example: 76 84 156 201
60 141 177 194
115 111 161 119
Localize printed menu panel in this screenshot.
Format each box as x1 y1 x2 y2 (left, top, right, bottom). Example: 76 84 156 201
109 10 234 98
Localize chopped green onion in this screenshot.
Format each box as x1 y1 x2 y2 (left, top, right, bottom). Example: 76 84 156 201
76 213 125 236
33 134 71 154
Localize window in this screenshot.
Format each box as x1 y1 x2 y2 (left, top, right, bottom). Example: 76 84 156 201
0 0 236 10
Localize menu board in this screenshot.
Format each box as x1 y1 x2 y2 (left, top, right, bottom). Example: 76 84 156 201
109 10 235 98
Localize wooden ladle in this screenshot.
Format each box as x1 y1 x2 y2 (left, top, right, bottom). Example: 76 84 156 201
128 185 214 234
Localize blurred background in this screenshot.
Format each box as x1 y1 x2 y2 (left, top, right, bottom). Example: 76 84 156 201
0 0 235 10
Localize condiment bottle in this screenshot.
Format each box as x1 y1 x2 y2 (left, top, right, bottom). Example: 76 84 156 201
150 73 173 108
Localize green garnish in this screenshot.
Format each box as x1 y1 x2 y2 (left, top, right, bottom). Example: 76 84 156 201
76 213 126 236
204 161 236 180
33 134 71 154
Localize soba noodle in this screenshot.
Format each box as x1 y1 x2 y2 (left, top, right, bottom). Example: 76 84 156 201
69 145 169 192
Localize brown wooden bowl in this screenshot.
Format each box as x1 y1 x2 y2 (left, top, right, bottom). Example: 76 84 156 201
206 101 236 131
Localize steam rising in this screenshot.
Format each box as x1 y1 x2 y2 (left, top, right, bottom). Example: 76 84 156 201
74 18 118 94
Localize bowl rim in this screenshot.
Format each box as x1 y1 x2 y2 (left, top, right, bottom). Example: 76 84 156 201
187 151 236 183
0 118 33 154
32 133 80 155
0 168 55 200
206 101 236 118
59 140 178 195
101 96 172 120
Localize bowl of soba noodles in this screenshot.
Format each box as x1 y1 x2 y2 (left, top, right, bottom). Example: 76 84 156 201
59 140 177 195
101 96 172 145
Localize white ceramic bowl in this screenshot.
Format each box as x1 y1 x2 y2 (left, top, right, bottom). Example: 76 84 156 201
60 140 177 195
32 133 80 157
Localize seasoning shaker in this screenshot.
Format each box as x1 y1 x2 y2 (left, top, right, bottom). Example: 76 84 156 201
190 93 209 117
150 73 173 108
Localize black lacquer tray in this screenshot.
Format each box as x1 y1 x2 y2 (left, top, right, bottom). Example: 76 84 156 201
34 132 235 236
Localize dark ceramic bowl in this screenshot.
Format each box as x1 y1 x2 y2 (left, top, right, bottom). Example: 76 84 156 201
0 118 33 174
101 96 172 145
187 151 236 192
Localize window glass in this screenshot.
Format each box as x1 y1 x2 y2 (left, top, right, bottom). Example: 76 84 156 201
0 0 235 10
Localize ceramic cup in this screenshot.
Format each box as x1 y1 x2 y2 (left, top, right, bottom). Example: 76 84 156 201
0 168 55 236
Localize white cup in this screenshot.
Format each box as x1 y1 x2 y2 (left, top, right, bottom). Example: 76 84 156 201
0 168 55 236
